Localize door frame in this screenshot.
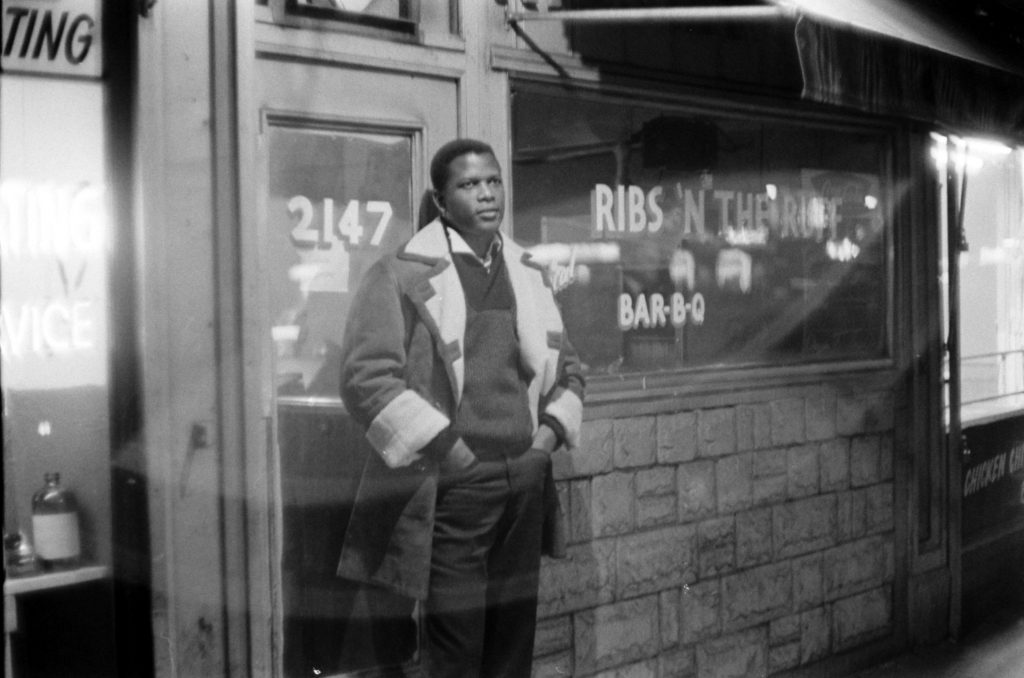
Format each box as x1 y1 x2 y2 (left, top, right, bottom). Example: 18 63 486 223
240 38 472 678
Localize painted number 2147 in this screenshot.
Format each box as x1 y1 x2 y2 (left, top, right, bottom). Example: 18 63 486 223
288 196 392 249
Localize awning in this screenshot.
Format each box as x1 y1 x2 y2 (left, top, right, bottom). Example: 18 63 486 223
506 1 1015 72
772 0 1024 140
505 1 1024 140
769 0 1014 73
791 9 1024 140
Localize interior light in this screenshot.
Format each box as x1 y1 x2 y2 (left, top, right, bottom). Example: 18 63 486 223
669 248 695 288
528 242 620 265
965 138 1012 157
947 136 1013 174
826 238 860 262
864 195 878 210
929 144 948 172
764 184 778 200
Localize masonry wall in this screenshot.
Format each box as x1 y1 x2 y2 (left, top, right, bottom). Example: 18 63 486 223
533 384 898 678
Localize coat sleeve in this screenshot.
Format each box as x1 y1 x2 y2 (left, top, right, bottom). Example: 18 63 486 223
340 259 450 468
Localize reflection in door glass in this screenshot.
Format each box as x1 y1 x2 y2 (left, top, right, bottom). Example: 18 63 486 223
268 126 411 397
284 0 418 24
265 122 417 675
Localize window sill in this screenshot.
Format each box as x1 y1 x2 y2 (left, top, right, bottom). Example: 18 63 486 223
583 359 896 418
4 564 110 597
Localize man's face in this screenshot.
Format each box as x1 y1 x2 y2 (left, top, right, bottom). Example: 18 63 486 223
436 152 505 236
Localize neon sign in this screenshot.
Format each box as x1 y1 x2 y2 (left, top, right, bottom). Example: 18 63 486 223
1 180 105 258
0 180 106 371
1 300 96 357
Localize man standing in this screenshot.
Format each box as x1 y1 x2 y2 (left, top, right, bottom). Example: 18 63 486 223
338 138 584 677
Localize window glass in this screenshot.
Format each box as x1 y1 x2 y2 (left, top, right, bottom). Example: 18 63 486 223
265 119 418 675
293 0 406 19
269 0 419 32
2 77 111 567
958 145 1024 423
512 84 892 376
268 124 412 398
2 75 117 674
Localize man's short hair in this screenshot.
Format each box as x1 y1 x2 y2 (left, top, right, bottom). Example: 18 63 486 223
430 138 497 192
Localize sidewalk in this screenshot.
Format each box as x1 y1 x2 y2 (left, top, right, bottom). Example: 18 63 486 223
849 608 1024 678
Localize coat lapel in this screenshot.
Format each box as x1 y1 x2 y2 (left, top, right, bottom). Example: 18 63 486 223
503 239 564 405
400 220 466 402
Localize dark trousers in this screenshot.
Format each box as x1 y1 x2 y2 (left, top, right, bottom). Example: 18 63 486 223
423 448 550 678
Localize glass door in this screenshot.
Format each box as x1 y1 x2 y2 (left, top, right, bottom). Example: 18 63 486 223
251 55 458 677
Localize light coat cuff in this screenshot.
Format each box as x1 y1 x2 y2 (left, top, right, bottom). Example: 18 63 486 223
544 388 583 449
366 390 450 468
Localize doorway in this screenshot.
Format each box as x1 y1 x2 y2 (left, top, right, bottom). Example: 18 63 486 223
250 53 458 677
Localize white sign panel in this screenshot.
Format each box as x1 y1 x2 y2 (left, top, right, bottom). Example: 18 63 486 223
1 77 109 389
1 0 102 78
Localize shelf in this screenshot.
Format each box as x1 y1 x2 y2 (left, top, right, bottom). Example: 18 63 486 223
4 565 109 596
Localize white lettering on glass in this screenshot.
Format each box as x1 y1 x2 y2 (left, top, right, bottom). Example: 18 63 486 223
0 300 95 359
288 195 392 250
618 292 706 331
591 184 615 233
0 181 105 259
588 182 844 242
963 452 1009 497
0 180 104 364
590 184 665 235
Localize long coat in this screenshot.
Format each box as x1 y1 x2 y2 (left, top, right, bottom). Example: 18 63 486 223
336 218 584 601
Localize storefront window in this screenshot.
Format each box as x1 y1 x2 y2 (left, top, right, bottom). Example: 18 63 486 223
935 136 1024 543
511 83 893 377
2 74 117 674
956 143 1024 424
264 118 418 675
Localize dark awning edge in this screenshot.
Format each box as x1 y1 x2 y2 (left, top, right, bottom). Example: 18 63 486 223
504 5 795 24
503 3 1024 141
768 0 1019 73
796 17 1024 143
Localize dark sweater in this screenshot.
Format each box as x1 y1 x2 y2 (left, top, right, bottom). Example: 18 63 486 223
449 246 534 453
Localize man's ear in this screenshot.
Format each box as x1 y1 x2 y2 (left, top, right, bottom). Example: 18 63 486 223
431 191 445 214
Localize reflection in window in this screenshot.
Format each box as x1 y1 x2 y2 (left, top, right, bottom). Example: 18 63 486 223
297 0 393 12
955 143 1024 423
268 126 412 399
270 0 419 31
265 121 418 675
512 84 892 376
1 78 116 677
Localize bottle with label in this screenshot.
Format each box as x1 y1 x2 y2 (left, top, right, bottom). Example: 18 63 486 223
31 473 81 570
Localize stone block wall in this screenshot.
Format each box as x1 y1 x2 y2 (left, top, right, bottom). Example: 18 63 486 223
534 388 897 677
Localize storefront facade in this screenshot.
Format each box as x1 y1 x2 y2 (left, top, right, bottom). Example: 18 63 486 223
3 1 1023 677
